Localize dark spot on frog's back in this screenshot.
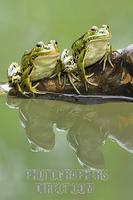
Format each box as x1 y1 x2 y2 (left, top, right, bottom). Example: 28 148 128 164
67 61 71 65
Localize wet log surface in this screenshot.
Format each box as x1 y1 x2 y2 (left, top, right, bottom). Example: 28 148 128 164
7 44 133 103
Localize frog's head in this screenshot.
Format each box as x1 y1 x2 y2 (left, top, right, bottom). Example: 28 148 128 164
61 49 77 72
87 25 112 41
31 40 60 57
22 40 60 66
7 63 21 82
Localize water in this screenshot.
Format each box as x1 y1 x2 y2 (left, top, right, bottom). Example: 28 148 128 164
1 0 133 199
0 96 133 199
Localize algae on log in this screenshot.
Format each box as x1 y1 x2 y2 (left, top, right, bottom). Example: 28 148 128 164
8 44 133 103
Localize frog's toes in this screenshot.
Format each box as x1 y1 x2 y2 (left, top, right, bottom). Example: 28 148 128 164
100 51 114 71
85 74 98 87
23 91 31 97
108 56 114 68
67 74 80 95
32 82 39 89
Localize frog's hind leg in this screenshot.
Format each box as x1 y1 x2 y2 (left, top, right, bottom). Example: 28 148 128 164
100 44 114 71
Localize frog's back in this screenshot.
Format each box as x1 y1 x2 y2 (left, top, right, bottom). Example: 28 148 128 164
71 33 86 55
20 49 33 72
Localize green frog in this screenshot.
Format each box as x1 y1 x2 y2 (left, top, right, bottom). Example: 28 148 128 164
8 62 22 94
15 40 60 95
8 40 60 95
61 49 80 94
72 25 113 90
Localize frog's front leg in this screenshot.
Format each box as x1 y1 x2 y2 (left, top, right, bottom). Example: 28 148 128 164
100 44 114 71
11 75 23 95
77 49 98 91
21 66 39 95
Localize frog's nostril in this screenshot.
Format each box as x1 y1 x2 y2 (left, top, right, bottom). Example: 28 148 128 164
99 31 104 34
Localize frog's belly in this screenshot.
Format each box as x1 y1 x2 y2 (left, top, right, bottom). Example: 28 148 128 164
84 41 108 67
30 55 59 81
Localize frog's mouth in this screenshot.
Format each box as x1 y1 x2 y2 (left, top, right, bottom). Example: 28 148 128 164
99 33 112 40
89 33 112 41
36 52 60 60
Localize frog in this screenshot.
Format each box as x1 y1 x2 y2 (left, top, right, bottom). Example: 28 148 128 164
19 40 60 95
71 24 113 90
61 49 80 94
8 62 23 94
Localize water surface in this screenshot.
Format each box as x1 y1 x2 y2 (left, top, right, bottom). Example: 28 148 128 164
0 96 133 199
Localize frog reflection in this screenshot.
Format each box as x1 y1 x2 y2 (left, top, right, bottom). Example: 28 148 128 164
6 97 133 169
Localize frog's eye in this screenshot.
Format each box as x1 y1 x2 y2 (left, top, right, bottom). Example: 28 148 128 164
54 40 58 45
90 26 98 32
36 41 44 48
63 49 69 56
65 49 69 53
102 24 109 29
50 40 58 45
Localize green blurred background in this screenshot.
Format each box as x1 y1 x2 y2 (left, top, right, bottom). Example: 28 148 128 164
1 0 133 200
0 0 133 81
